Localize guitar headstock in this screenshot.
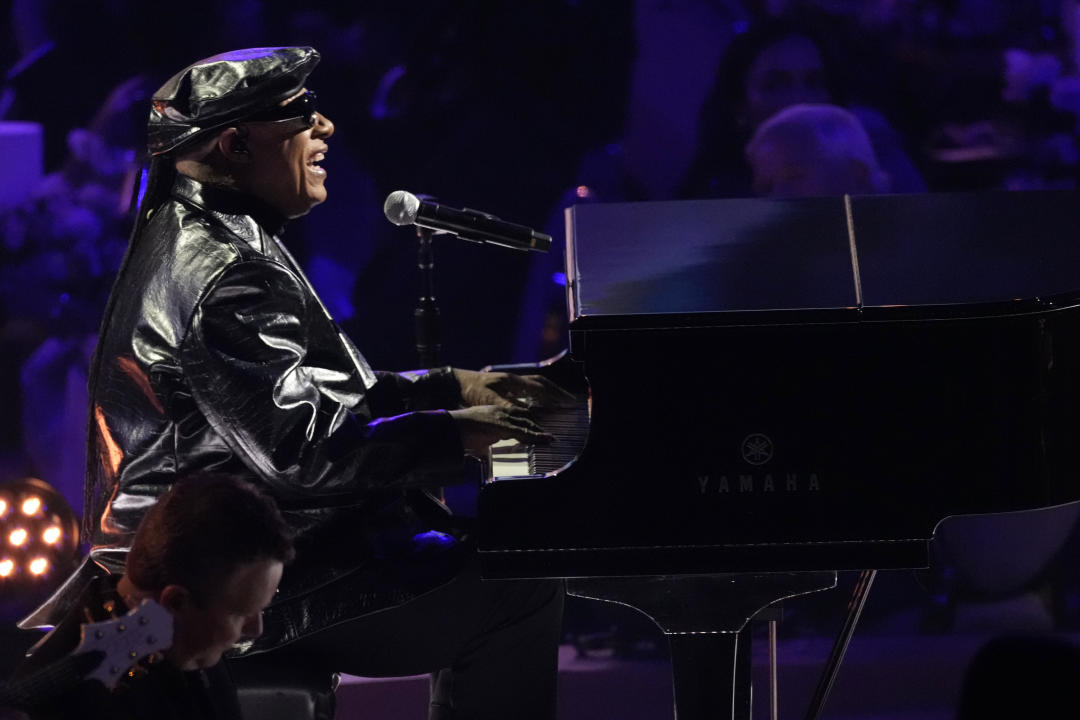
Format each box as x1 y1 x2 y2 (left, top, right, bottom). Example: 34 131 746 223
72 599 174 690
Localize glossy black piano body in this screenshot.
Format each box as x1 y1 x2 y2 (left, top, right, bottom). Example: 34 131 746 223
479 189 1080 578
477 190 1080 719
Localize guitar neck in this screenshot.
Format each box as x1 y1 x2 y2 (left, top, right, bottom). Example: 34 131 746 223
0 650 104 709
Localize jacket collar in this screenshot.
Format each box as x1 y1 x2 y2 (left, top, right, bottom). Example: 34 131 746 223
171 173 288 240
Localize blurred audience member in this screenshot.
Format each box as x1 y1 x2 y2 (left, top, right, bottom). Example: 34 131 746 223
1 0 136 172
972 1 1080 192
956 634 1080 720
746 103 890 197
0 74 150 510
513 0 731 363
681 17 923 199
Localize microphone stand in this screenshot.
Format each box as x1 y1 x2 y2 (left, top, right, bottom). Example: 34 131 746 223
412 227 454 507
414 226 440 368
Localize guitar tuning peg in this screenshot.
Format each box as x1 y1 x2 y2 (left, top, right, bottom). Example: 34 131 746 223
127 665 149 679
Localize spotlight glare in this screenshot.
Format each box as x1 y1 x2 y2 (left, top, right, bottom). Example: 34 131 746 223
0 477 79 581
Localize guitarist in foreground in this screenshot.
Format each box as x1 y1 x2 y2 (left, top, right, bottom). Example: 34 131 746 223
5 473 293 719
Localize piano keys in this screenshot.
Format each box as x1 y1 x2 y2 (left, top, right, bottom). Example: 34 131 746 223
488 393 589 478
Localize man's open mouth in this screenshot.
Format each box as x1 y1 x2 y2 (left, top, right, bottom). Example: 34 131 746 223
307 149 327 176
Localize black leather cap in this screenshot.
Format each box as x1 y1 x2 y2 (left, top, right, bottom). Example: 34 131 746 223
148 46 320 156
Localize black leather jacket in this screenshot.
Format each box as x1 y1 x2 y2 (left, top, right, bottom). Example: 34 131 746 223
81 174 469 653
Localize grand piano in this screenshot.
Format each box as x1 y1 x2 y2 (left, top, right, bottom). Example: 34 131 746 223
477 189 1080 719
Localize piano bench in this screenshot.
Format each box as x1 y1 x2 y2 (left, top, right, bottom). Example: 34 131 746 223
229 655 338 720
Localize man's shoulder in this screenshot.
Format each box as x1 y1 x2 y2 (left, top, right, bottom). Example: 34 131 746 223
139 198 292 301
147 198 255 262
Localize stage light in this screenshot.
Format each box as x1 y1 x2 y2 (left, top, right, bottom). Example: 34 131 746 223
0 477 82 622
21 496 41 516
0 498 7 517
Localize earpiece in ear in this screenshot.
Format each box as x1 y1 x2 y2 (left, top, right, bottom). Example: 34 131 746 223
226 125 251 158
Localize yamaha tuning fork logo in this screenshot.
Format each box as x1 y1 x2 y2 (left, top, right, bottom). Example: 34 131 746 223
695 431 822 495
740 434 774 466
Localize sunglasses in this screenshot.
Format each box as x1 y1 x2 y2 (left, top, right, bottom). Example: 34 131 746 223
244 90 318 127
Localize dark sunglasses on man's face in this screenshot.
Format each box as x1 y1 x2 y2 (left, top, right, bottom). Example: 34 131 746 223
244 90 318 127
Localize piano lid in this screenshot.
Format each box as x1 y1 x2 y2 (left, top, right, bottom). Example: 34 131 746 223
853 190 1080 307
565 189 1080 323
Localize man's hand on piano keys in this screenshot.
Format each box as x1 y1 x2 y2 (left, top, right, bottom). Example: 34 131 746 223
452 369 577 410
448 405 554 458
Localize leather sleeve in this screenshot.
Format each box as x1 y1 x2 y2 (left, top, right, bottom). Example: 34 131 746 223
180 259 464 498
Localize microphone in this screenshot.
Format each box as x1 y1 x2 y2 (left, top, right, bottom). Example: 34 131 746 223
383 190 551 253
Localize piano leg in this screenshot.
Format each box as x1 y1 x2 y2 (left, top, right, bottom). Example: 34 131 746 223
567 572 836 720
803 569 876 720
668 629 752 720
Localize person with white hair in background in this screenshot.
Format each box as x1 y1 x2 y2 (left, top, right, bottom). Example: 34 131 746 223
746 102 891 198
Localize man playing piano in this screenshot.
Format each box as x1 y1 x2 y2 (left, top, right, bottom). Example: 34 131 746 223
59 46 568 720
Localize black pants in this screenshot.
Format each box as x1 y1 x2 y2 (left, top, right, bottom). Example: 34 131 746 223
236 557 564 720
